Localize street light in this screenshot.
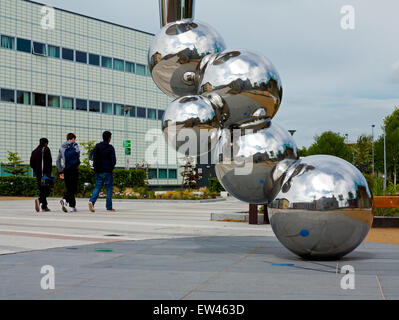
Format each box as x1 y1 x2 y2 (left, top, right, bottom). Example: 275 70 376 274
122 105 133 169
288 130 296 136
384 124 387 191
371 124 375 175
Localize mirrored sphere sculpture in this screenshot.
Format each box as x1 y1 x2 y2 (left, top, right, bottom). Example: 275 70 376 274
149 19 226 98
214 121 297 204
162 95 220 156
197 49 283 121
268 155 374 260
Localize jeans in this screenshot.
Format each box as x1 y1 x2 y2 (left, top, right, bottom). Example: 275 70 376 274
63 168 78 208
89 172 113 210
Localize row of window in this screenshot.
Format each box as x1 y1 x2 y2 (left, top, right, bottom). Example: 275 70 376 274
0 88 164 120
0 34 151 76
148 168 177 180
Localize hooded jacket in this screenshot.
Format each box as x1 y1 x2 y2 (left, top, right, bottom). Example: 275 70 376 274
93 141 116 173
56 141 80 173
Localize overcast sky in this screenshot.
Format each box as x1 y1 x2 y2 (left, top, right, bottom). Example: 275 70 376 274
38 0 399 148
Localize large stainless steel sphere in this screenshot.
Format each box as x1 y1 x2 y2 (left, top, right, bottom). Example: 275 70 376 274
162 95 220 157
268 155 374 260
196 49 283 125
149 19 226 98
214 120 297 204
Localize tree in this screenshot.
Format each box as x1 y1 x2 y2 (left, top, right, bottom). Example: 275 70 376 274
352 135 372 173
1 151 30 176
374 107 399 185
306 131 352 162
297 146 308 158
79 141 97 168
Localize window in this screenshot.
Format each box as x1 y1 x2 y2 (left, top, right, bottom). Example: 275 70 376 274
158 109 164 120
89 54 100 66
101 56 112 69
48 45 60 58
32 42 46 56
17 38 31 53
17 91 30 105
62 97 73 110
148 169 157 179
76 99 87 111
129 106 136 117
136 63 146 76
137 107 146 118
147 108 156 120
1 35 14 50
168 169 177 179
146 66 151 77
125 61 135 73
89 100 100 112
114 104 123 116
113 59 124 71
75 51 87 64
48 95 60 108
102 102 113 115
159 169 167 179
32 93 46 106
0 88 14 102
62 48 74 61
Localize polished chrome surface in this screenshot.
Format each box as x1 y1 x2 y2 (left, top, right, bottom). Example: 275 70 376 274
268 155 374 260
149 19 226 98
197 49 283 123
214 121 297 204
162 95 220 156
159 0 196 27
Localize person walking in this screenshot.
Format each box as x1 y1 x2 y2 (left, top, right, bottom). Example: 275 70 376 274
89 131 116 212
56 133 80 212
30 138 53 212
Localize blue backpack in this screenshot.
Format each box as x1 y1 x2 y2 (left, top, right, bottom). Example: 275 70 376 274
64 144 80 169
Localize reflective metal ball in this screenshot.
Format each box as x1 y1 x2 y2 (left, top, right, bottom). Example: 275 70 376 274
149 19 226 98
162 95 220 157
197 49 283 125
214 121 297 204
268 155 374 260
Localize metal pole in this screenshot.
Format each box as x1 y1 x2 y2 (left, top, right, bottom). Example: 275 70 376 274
372 124 375 175
384 125 387 191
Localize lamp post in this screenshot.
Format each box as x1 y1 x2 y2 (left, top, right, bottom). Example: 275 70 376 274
288 130 296 136
384 125 387 191
371 124 375 175
122 106 133 169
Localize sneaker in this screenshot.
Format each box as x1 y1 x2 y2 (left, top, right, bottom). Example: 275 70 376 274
107 209 116 212
34 199 40 213
60 199 68 213
88 202 95 213
42 207 50 212
69 207 77 212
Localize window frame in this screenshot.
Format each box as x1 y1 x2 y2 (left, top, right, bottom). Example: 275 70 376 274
101 56 113 69
0 88 15 103
32 41 46 56
16 38 31 53
62 47 74 61
32 92 46 107
75 50 87 64
16 90 31 105
89 100 100 113
47 45 60 58
48 95 60 108
76 99 88 112
1 35 15 50
89 53 100 66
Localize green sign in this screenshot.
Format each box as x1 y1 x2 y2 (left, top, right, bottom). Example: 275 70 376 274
123 140 131 148
125 148 131 155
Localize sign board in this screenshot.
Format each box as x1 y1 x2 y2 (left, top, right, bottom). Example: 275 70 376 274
125 148 131 155
123 140 131 148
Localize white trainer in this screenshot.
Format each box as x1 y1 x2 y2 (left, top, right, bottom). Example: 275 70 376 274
60 199 68 213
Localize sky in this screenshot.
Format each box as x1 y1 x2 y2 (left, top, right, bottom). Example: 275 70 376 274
38 0 399 148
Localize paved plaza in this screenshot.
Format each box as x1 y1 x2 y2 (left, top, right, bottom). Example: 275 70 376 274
0 198 398 300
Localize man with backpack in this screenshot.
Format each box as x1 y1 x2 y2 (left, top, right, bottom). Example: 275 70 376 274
30 138 53 212
56 133 80 212
88 131 116 212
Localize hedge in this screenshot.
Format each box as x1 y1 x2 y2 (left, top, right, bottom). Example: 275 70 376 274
0 176 39 196
0 167 147 197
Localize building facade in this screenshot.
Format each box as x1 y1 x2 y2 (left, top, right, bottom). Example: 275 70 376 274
0 0 183 186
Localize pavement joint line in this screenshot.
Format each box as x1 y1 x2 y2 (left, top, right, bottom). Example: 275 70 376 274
179 243 263 300
0 216 272 231
376 275 386 300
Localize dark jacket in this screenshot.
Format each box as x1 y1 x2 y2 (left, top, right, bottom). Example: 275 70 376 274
30 146 52 177
94 141 116 173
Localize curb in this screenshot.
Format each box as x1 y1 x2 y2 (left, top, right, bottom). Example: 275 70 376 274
372 216 399 228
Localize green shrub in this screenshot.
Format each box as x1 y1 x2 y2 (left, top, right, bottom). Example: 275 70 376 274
208 177 224 193
0 176 39 196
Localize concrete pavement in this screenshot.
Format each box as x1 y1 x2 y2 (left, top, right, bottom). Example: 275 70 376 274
0 198 398 299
